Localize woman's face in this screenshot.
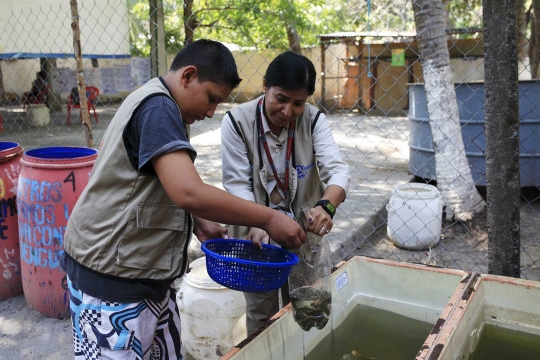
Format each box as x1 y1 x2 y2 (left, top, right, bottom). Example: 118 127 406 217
263 84 309 130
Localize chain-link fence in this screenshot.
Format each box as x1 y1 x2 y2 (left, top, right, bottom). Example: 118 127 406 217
0 0 539 281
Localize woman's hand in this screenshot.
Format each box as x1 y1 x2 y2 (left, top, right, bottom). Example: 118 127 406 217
246 227 270 249
306 206 333 236
193 216 229 243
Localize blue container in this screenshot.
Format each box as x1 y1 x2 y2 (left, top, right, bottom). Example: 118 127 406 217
201 239 299 292
409 81 540 186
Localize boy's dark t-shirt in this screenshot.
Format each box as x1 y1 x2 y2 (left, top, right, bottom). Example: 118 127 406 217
61 78 196 303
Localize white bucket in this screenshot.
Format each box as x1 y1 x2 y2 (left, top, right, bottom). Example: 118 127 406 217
386 183 445 250
177 257 247 360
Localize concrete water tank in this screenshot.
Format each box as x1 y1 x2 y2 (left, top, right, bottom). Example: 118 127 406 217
408 80 540 186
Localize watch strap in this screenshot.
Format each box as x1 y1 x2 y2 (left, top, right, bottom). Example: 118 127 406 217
315 199 335 219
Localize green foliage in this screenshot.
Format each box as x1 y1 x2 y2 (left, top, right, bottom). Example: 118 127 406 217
127 0 491 56
128 0 185 56
446 0 483 30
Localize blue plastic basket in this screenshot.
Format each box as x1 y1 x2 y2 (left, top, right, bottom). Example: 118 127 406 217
201 239 299 292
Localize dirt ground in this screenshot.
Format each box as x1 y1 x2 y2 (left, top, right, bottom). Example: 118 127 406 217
359 197 540 281
0 294 72 359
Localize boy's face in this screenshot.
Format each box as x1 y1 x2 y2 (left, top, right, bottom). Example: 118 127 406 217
181 78 232 124
165 66 233 124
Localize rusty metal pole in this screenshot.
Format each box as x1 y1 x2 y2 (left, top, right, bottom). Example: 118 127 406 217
70 0 93 148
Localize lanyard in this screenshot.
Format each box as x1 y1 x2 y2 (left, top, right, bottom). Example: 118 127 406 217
258 98 296 202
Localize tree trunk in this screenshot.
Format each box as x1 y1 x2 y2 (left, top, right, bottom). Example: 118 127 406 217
184 0 195 45
517 0 531 79
70 0 93 148
530 0 540 78
287 26 302 54
149 0 167 77
441 0 451 29
484 0 520 278
412 0 486 221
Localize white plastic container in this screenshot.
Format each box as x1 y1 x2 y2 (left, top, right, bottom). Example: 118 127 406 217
26 104 50 127
386 183 444 250
177 257 247 360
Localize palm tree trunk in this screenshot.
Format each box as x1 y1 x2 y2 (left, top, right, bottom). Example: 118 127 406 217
412 0 486 221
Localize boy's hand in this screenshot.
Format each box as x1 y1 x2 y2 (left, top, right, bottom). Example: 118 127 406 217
246 227 269 249
193 216 229 243
264 211 306 249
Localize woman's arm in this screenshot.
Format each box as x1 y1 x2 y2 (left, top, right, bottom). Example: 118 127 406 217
312 114 351 197
305 113 350 235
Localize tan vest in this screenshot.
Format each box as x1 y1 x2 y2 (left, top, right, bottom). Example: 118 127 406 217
225 96 325 239
64 78 191 280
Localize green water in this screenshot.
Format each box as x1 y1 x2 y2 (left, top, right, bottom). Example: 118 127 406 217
304 304 434 360
468 324 540 360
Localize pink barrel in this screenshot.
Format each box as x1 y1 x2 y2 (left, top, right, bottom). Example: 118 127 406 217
18 146 97 319
0 142 24 301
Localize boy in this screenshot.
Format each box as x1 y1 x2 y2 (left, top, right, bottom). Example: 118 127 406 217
61 40 305 360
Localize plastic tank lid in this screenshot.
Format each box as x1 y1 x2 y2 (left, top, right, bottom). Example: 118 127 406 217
184 257 225 289
24 146 97 160
394 183 440 200
0 142 20 152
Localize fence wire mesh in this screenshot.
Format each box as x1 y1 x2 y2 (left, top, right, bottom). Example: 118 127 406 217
0 0 539 281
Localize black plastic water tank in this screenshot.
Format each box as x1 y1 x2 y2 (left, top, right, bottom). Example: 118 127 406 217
408 81 540 186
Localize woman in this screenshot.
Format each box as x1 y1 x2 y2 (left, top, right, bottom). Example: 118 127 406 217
221 51 350 335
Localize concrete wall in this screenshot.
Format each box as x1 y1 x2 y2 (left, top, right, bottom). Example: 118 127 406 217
0 0 129 57
1 45 485 108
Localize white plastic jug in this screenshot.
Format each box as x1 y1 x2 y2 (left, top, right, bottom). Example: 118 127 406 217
386 183 445 250
177 257 247 360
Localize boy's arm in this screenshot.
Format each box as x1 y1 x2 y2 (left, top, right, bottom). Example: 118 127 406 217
152 150 306 249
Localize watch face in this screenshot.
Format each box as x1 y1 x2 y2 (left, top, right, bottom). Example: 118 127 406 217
326 202 336 214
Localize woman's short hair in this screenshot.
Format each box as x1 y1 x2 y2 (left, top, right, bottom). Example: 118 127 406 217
264 51 316 95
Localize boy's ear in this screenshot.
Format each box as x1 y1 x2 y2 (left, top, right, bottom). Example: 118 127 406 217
180 66 198 87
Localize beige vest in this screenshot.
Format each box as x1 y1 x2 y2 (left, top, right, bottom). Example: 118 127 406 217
225 96 325 239
64 78 191 280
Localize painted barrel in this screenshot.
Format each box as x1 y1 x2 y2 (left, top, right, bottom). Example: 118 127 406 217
17 146 97 319
409 80 540 186
0 142 24 301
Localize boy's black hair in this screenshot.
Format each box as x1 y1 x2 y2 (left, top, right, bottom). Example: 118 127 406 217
264 51 316 95
170 39 242 89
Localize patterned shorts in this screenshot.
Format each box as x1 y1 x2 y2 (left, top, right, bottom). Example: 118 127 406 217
67 278 182 360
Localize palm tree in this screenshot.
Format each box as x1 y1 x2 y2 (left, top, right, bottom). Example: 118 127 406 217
412 0 486 221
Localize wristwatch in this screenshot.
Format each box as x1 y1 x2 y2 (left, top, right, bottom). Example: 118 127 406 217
315 199 336 219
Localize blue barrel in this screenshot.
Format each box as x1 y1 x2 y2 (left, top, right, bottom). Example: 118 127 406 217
409 81 540 186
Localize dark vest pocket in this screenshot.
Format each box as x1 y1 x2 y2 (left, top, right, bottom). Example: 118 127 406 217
116 203 186 270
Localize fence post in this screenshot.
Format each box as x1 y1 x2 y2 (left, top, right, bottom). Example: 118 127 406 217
70 0 93 148
149 0 168 77
484 0 520 277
